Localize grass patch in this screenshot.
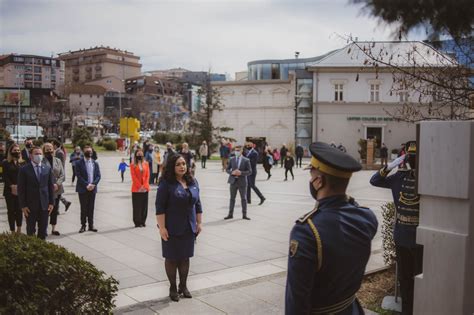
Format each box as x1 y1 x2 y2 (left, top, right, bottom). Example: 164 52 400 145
357 266 398 314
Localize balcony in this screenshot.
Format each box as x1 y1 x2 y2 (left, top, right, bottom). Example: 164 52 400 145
73 76 80 82
73 68 79 74
95 65 102 71
85 73 92 80
86 67 92 72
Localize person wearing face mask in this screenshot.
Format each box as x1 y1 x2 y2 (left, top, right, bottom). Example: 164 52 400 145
224 145 252 220
131 148 150 227
21 139 33 162
70 146 83 184
285 142 378 315
370 141 421 315
244 142 265 205
75 145 101 233
17 146 55 240
3 144 25 233
42 143 65 236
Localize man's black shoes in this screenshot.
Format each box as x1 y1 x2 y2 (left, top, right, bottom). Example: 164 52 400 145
259 198 266 205
65 201 72 212
224 215 233 220
79 225 86 233
243 216 251 220
88 226 98 232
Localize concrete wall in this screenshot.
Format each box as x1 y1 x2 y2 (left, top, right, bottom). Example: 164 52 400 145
212 79 295 148
415 121 474 315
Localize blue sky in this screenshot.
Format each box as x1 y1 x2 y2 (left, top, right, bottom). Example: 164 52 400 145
0 0 421 77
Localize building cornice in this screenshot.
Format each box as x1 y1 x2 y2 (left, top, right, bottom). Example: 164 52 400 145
212 79 291 86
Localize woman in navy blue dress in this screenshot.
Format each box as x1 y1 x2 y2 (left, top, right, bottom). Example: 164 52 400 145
156 154 202 302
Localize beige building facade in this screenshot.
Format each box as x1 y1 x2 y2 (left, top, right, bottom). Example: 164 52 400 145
58 46 141 87
212 77 296 148
0 54 65 92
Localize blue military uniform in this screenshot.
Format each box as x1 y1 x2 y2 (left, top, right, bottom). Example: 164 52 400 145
369 141 422 315
286 142 378 315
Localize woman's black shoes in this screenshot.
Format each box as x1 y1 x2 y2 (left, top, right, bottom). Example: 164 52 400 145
169 287 180 302
178 286 192 298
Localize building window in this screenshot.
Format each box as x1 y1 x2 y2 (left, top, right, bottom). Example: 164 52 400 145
34 66 42 73
44 59 51 65
24 57 33 64
13 57 25 62
271 64 280 80
370 84 380 102
334 84 344 101
398 91 409 103
34 74 41 81
25 66 32 72
24 74 33 80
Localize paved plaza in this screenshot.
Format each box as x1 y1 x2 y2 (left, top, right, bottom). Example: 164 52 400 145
0 152 392 314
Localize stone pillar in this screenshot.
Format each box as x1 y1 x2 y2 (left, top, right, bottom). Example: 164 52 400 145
415 121 474 315
366 139 374 167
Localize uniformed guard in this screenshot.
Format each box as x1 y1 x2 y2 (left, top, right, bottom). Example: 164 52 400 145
286 142 378 315
370 141 422 315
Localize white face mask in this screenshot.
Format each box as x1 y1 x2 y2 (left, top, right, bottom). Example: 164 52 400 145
235 151 241 157
32 154 43 164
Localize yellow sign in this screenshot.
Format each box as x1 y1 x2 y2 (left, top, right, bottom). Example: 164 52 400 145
120 117 140 143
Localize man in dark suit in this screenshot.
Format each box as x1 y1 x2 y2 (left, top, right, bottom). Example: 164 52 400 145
18 146 54 240
21 139 33 162
75 145 101 233
225 145 252 220
245 142 265 205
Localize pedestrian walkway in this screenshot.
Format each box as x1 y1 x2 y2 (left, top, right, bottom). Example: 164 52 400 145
0 152 391 313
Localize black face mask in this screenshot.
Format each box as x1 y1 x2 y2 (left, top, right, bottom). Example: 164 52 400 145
11 152 20 158
136 156 143 161
84 151 92 158
26 144 32 149
45 151 53 157
309 177 320 200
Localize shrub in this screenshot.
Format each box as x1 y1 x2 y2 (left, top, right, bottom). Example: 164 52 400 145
0 233 118 314
103 139 117 151
72 127 94 149
0 128 10 141
381 202 396 266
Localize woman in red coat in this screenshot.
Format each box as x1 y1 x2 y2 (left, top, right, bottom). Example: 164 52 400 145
130 148 150 227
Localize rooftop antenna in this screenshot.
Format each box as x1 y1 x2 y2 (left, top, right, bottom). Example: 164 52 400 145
295 51 300 59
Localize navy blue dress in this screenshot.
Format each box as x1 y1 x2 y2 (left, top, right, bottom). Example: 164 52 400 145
155 179 202 260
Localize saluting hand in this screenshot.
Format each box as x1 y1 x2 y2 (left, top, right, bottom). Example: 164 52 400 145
160 227 169 241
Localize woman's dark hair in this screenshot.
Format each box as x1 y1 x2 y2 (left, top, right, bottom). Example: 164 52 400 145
134 148 143 165
160 154 194 185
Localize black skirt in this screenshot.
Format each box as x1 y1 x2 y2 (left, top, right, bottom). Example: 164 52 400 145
161 228 195 260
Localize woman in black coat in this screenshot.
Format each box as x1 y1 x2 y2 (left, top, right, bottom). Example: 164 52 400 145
3 144 24 232
262 149 273 180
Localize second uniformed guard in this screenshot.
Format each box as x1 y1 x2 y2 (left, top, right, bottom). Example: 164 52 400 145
370 141 422 315
286 142 378 315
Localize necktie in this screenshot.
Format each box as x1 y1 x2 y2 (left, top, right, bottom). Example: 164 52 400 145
35 165 41 181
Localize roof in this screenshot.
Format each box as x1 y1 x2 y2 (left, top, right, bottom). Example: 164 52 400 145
68 84 106 95
308 41 455 69
247 50 339 66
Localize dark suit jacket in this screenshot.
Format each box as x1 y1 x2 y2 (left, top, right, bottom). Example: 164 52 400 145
17 162 54 211
245 149 259 175
75 158 101 194
155 179 202 235
21 148 30 162
226 156 252 186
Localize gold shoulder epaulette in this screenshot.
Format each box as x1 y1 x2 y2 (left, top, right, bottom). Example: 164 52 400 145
297 206 318 223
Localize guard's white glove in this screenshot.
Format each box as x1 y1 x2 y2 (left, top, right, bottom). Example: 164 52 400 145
386 155 405 171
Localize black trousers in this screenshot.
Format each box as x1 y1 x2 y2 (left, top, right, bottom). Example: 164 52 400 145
5 194 22 231
246 174 264 203
26 209 49 240
285 168 294 179
79 191 96 227
201 156 207 168
132 192 148 226
71 165 76 183
296 156 303 168
396 245 423 315
50 195 61 226
121 170 125 182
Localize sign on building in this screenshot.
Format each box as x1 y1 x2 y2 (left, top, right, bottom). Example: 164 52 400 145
0 89 30 106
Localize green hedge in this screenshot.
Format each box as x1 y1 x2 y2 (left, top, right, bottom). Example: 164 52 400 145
103 139 117 151
0 233 118 314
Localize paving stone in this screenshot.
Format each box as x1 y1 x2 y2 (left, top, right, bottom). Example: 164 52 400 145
152 298 225 315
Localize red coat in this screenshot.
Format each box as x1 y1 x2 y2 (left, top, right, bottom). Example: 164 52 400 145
130 162 150 193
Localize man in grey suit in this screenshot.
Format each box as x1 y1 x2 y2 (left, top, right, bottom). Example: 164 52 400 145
225 145 252 220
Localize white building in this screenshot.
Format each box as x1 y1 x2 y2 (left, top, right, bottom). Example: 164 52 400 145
212 77 295 148
213 41 450 159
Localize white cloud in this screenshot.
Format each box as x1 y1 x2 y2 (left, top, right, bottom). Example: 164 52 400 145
0 0 413 77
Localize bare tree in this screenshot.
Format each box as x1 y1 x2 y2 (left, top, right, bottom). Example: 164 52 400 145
343 38 473 122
